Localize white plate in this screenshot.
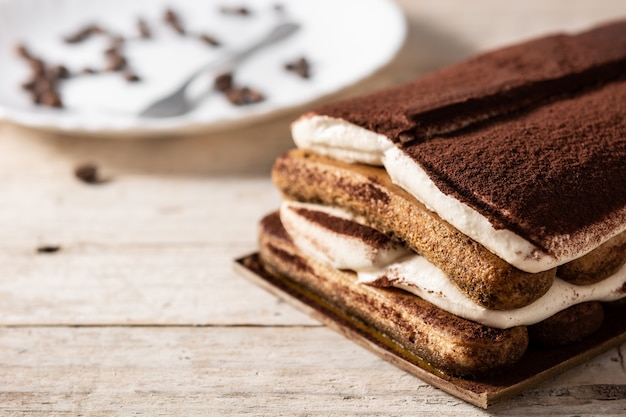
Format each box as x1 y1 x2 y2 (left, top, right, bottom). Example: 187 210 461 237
0 0 406 137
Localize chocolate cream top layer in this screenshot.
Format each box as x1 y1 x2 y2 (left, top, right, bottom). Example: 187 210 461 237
313 20 626 144
406 79 626 255
298 20 626 263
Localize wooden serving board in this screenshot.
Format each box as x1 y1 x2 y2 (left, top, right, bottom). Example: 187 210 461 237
234 253 626 409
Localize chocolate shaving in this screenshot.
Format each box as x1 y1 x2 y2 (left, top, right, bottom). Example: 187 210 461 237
108 35 125 48
28 58 46 77
39 90 63 108
198 34 221 47
15 45 65 108
63 23 104 44
214 72 265 105
48 65 70 80
123 69 141 82
285 57 311 79
137 18 151 39
104 54 127 72
20 79 36 91
16 23 139 108
219 5 251 16
14 43 32 60
225 86 265 105
214 72 234 92
164 8 186 35
101 38 140 81
14 6 296 109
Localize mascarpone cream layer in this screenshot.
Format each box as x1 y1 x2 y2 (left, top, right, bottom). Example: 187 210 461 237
291 114 621 273
280 201 626 329
280 201 410 271
291 114 392 165
382 146 557 272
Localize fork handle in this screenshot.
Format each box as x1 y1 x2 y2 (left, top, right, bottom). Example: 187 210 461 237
182 21 300 90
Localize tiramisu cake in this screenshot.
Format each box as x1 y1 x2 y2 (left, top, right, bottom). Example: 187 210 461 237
254 20 626 387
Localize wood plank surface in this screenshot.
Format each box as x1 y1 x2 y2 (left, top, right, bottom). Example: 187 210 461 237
1 327 625 416
1 0 625 415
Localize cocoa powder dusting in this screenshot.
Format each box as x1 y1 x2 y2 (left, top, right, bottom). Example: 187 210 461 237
267 244 312 275
312 21 626 144
336 178 390 206
261 212 291 242
405 79 626 252
306 20 626 254
292 207 391 249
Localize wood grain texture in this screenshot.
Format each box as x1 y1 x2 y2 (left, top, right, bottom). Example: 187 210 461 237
1 0 625 415
1 327 624 416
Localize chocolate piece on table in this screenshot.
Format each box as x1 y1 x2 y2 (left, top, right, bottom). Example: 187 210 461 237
74 163 104 185
36 245 62 254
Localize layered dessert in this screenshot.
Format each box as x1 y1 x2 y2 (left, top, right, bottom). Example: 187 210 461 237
256 20 626 378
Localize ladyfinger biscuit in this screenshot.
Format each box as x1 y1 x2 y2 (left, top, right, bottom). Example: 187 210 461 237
528 302 605 347
258 212 529 377
558 231 626 285
273 148 555 310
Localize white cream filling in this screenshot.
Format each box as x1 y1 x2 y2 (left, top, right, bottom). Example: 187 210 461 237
279 201 626 329
291 115 625 273
280 201 410 271
291 115 392 165
359 254 626 329
382 146 557 273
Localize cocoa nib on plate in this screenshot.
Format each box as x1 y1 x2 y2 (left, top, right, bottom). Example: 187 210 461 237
225 86 265 106
198 33 221 47
15 45 66 108
137 18 151 39
214 72 234 93
63 23 105 44
285 57 312 79
213 72 265 105
219 5 252 16
163 8 186 35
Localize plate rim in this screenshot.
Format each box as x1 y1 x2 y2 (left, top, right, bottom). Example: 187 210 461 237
0 0 407 137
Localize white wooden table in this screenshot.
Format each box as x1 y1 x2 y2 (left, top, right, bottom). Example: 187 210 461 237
1 1 625 415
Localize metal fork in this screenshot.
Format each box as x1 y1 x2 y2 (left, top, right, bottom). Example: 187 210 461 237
139 21 300 118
